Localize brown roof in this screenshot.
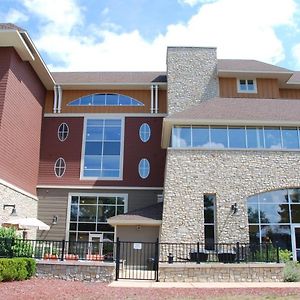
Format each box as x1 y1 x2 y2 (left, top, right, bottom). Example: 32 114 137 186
52 72 167 84
0 23 25 31
108 202 163 223
166 97 300 123
218 59 291 73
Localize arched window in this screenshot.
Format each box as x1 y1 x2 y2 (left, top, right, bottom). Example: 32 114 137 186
68 93 144 107
54 158 66 177
57 123 69 142
139 123 151 142
138 159 150 179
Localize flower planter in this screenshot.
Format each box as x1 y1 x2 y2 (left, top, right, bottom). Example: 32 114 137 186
189 251 208 262
218 252 236 263
65 254 79 260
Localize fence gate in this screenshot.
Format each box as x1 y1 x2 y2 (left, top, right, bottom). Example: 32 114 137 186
115 238 159 281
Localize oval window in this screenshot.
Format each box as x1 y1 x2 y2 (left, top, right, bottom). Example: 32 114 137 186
138 159 150 179
54 158 66 177
139 123 151 142
58 123 69 142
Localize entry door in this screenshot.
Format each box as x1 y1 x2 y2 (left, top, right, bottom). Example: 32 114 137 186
88 233 103 256
291 226 300 261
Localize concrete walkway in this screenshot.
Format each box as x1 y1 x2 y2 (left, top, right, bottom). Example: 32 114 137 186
109 280 300 288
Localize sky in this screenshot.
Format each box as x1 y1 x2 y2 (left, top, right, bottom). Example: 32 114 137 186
1 0 300 72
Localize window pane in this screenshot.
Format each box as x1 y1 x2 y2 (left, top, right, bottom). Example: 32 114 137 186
246 127 264 148
70 205 78 221
282 128 299 149
79 196 97 205
259 190 288 203
139 123 151 142
78 205 97 222
85 142 102 155
172 127 191 147
99 197 116 205
259 204 289 223
80 95 93 105
87 119 104 126
204 194 215 224
228 127 246 148
98 205 116 222
192 126 209 147
289 189 300 203
291 204 300 222
261 225 291 250
83 169 101 177
77 223 97 231
104 126 121 141
97 224 114 232
210 127 228 148
102 170 119 177
264 128 281 149
249 225 260 244
106 94 119 105
248 202 259 223
105 119 122 126
138 158 150 179
102 156 120 169
103 142 120 155
84 156 101 169
93 94 106 105
205 225 215 250
86 127 103 141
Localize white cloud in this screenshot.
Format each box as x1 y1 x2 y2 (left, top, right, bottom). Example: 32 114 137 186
21 0 298 71
5 9 29 23
178 0 216 6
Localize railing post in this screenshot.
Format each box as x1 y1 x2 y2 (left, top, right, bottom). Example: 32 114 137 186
154 238 159 282
276 241 280 263
196 242 200 264
60 239 65 261
266 243 269 263
236 242 240 264
115 238 120 281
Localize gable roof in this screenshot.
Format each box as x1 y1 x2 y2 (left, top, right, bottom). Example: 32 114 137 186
108 202 163 226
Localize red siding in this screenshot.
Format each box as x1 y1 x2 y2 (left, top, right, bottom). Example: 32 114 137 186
38 117 166 187
0 48 46 195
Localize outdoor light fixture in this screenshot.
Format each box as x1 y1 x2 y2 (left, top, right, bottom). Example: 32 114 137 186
231 203 238 214
3 204 17 216
52 215 58 225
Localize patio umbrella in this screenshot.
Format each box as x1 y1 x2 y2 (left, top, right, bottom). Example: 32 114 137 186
2 217 50 231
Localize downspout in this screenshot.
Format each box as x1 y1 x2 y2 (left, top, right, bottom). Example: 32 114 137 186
155 85 159 113
57 85 62 113
150 85 154 113
53 85 58 113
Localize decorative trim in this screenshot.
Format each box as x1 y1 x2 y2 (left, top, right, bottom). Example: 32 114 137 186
44 113 167 118
108 219 162 226
0 178 38 201
36 185 163 190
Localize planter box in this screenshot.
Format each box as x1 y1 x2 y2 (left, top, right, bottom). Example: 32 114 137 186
218 252 236 263
65 254 79 260
190 252 208 262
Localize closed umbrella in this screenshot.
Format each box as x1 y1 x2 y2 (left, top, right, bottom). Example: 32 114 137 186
3 217 50 231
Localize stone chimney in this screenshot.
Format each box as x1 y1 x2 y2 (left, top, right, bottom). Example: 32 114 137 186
167 47 218 114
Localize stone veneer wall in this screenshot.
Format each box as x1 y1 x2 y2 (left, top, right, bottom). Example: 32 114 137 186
36 260 115 282
167 47 218 114
0 182 38 239
159 263 284 282
160 149 300 244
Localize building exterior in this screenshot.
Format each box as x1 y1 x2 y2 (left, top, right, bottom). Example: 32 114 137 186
0 24 300 261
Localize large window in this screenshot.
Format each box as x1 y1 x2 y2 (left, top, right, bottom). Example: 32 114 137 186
82 118 123 179
204 194 216 250
171 126 300 150
247 189 300 250
68 93 144 107
68 194 127 242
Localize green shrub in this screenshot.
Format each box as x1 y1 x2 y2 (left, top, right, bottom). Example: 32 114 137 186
279 249 293 263
283 261 300 282
0 258 36 282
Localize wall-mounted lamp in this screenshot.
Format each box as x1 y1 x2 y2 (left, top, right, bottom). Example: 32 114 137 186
52 215 58 225
231 203 238 214
3 204 17 216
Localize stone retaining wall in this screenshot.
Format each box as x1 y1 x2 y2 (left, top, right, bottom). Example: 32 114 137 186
159 263 284 282
36 260 115 282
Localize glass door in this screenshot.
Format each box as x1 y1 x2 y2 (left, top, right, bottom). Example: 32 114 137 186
291 226 300 261
88 233 103 256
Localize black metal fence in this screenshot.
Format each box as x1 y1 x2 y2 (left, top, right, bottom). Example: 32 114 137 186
160 242 280 264
0 238 280 264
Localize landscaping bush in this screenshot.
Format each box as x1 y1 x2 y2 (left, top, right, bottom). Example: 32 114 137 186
279 249 293 263
283 261 300 282
0 258 36 282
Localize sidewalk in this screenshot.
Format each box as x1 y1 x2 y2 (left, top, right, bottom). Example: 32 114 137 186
109 280 300 288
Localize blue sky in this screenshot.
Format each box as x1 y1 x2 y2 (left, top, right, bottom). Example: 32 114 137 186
1 0 300 71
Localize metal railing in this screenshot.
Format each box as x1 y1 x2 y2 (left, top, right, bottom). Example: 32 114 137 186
0 238 280 264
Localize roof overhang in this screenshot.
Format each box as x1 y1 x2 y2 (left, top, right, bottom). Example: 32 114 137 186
0 29 55 89
108 219 162 226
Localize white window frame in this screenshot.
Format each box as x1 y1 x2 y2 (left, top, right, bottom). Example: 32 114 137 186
65 193 128 241
57 123 69 142
138 158 150 179
139 123 151 143
54 157 66 177
237 78 257 93
80 116 125 180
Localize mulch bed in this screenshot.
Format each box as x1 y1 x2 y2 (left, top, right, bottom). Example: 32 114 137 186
0 278 300 300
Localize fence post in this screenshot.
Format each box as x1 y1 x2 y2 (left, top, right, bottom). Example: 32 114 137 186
196 242 200 264
276 241 280 263
115 238 120 281
266 243 269 263
236 242 240 264
60 239 65 261
154 238 159 282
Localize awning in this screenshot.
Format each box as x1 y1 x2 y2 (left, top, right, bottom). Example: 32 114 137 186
2 217 50 231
